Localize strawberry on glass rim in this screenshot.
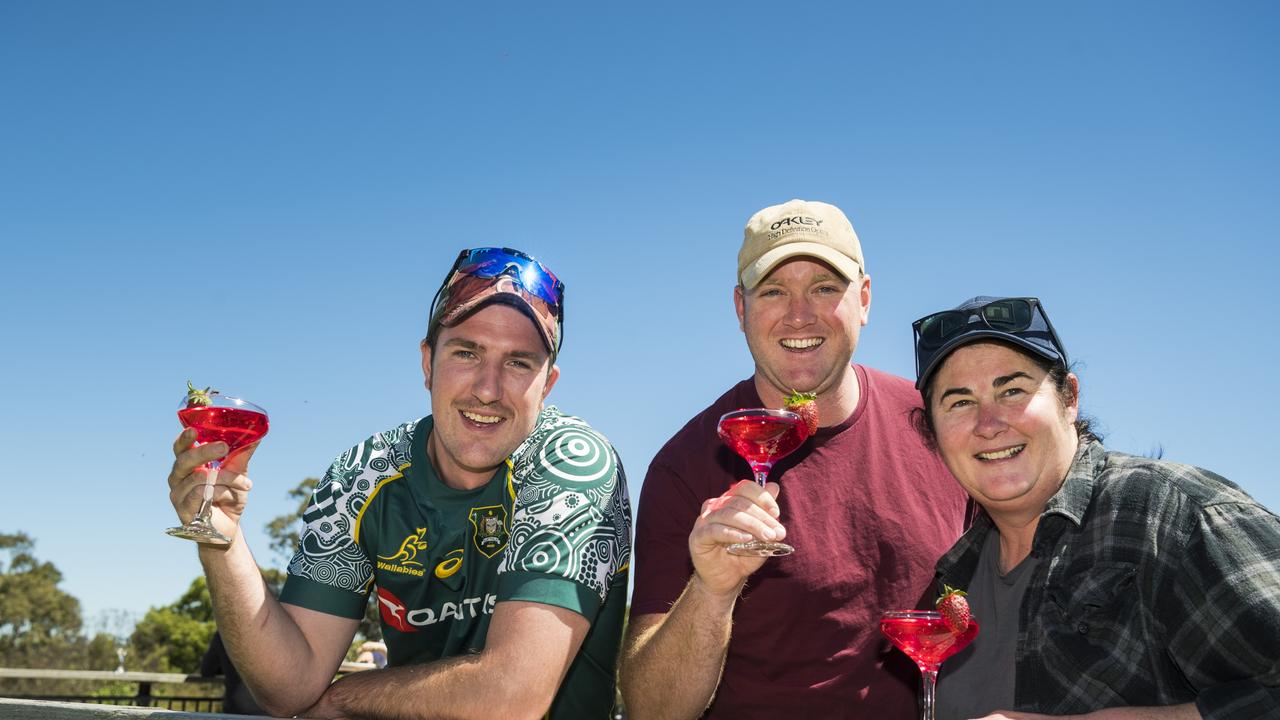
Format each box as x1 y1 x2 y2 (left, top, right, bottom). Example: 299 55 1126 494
166 381 269 545
881 596 979 720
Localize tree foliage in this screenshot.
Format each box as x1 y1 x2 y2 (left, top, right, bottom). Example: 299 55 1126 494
0 532 117 696
129 576 216 673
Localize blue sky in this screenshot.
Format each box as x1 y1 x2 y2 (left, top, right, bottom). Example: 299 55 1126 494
2 2 1277 632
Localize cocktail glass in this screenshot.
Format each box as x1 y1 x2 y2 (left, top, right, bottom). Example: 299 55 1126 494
880 610 980 720
166 392 269 544
716 408 808 556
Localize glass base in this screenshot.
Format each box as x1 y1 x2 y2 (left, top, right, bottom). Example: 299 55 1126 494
166 519 231 545
727 540 794 557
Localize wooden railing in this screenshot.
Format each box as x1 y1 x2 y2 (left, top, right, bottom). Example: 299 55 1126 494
0 665 376 718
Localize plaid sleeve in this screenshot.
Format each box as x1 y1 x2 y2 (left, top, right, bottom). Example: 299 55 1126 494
1169 500 1280 719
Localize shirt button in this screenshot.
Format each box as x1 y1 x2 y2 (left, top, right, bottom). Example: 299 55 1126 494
1077 622 1090 635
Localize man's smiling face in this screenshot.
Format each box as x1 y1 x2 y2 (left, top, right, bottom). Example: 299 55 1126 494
735 256 870 404
422 302 558 489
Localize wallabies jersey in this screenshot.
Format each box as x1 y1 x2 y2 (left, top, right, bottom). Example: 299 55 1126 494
280 406 632 718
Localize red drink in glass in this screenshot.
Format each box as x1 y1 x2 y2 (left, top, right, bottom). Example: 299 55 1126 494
717 412 807 469
716 408 808 557
881 610 979 720
177 406 269 454
167 390 269 545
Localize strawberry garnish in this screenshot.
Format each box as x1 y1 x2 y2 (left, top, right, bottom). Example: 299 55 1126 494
936 584 971 634
186 380 214 408
784 390 818 438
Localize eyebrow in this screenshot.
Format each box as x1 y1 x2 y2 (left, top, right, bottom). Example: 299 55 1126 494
937 371 1034 402
993 372 1033 387
443 338 546 363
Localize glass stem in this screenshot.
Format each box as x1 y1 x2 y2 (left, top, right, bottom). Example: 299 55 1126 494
919 667 938 720
751 463 772 487
194 460 220 525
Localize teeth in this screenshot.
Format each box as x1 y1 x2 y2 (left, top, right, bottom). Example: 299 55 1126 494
462 411 503 425
977 445 1025 461
781 338 823 349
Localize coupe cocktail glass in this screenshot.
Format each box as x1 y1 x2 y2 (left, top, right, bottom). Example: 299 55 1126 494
716 408 807 556
166 391 269 544
881 610 980 720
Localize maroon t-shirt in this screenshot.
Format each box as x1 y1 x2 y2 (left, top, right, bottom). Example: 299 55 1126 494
632 364 969 718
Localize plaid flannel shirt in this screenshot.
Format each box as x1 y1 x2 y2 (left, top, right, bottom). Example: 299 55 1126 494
934 440 1280 719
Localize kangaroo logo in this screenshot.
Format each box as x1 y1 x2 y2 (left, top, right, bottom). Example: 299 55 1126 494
379 527 429 567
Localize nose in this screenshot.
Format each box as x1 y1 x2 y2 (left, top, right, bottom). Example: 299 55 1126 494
470 359 502 405
973 402 1006 439
784 293 816 328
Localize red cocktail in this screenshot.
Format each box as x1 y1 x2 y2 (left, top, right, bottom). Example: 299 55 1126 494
716 408 808 556
167 387 269 545
881 610 979 720
177 405 269 453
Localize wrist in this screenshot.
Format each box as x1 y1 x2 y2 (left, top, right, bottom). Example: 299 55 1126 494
688 572 743 609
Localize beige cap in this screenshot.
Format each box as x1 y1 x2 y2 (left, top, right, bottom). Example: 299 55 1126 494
738 199 864 289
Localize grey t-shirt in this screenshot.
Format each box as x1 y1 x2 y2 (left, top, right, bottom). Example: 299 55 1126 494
937 531 1038 720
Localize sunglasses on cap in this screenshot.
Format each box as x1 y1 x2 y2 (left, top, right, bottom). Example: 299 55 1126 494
428 247 565 353
912 297 1068 390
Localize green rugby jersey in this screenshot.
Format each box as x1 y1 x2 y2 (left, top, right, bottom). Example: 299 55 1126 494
280 406 632 718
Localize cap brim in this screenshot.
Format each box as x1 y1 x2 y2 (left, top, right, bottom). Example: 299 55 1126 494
916 329 1064 391
439 291 558 355
741 242 862 289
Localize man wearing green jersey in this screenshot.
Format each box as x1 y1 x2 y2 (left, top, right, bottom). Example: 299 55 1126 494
166 247 632 719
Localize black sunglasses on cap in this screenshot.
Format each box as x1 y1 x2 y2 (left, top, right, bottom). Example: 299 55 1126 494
912 296 1068 390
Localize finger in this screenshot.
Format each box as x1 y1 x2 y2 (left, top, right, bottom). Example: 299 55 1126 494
726 479 783 518
168 442 230 488
699 500 786 542
701 494 786 536
172 428 197 457
693 522 758 547
169 472 252 511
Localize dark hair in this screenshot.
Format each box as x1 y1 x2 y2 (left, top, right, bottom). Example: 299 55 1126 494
911 340 1099 450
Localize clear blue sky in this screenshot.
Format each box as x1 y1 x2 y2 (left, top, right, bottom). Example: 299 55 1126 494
2 2 1277 633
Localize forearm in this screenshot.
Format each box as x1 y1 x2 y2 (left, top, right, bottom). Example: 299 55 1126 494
317 655 532 720
621 576 740 720
199 530 336 715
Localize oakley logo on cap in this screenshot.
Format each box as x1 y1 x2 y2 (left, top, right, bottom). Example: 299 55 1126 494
771 216 825 231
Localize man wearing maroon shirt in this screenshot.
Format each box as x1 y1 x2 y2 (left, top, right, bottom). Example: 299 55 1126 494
620 199 969 718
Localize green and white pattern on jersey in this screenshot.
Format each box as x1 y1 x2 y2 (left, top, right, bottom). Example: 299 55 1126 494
503 410 630 601
287 420 417 599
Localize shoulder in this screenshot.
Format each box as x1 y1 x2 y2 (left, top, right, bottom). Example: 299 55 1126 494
1094 447 1269 520
509 406 620 491
321 419 419 494
856 364 923 408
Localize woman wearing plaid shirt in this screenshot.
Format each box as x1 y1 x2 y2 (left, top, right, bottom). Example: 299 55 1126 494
911 296 1280 720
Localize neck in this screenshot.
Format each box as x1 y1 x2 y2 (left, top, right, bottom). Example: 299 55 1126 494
989 512 1040 574
753 362 861 428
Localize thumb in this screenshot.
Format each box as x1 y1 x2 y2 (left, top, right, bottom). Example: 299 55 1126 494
764 481 782 500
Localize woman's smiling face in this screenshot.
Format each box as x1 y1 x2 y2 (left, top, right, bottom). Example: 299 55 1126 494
928 341 1079 515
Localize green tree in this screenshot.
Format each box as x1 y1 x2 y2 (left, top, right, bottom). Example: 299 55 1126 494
129 577 216 674
0 532 117 696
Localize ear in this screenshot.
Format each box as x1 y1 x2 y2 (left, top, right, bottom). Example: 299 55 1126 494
1063 372 1080 421
733 285 746 332
421 340 434 392
541 363 561 401
858 273 872 327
